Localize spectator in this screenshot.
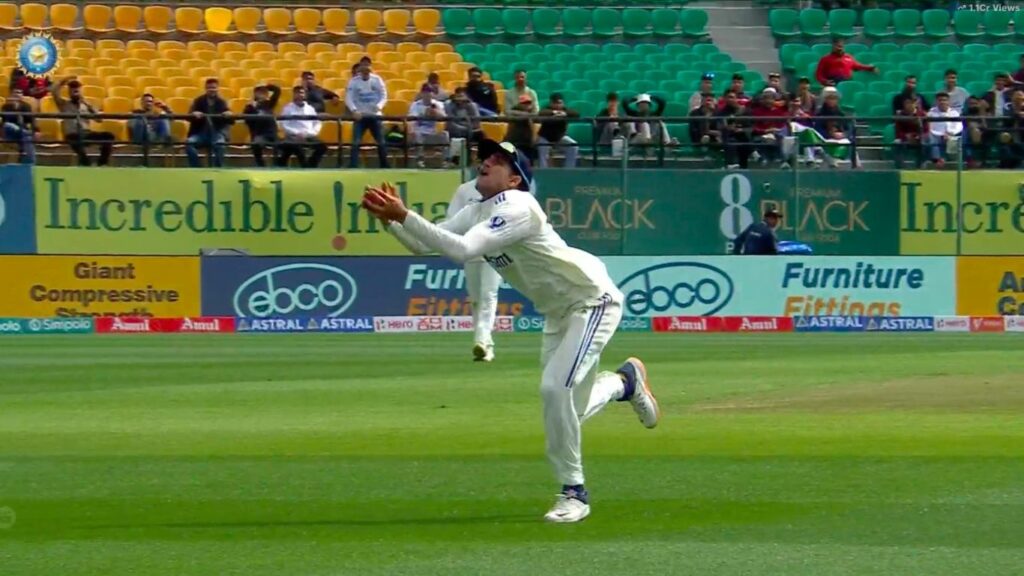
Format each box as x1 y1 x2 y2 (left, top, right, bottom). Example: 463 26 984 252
894 97 926 168
242 84 282 167
0 87 38 164
815 38 877 87
1013 54 1024 85
925 92 962 168
716 90 751 169
750 88 789 166
9 68 51 108
129 93 171 146
688 72 715 112
796 77 817 113
688 93 721 155
185 78 233 168
505 93 537 160
786 93 821 165
625 93 675 149
346 62 389 168
504 70 539 116
717 74 751 110
596 92 625 145
426 72 449 102
815 87 855 166
892 75 929 114
765 72 786 108
407 83 449 168
942 69 970 114
537 93 580 168
965 96 994 168
301 71 339 114
445 86 483 146
732 208 781 255
466 67 499 117
984 73 1013 117
997 90 1024 168
279 86 327 168
52 76 115 166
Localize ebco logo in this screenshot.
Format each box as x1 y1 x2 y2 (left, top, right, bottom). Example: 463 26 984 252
618 262 733 316
233 264 357 318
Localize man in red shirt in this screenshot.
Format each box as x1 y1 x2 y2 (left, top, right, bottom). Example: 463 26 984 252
815 39 878 87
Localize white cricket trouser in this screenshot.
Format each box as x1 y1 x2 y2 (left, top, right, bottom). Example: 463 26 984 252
464 260 501 346
540 293 625 486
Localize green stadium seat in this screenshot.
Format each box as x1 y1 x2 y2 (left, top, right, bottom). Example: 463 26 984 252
567 123 593 148
828 9 858 39
601 42 630 55
634 43 660 57
965 81 989 96
562 8 590 37
903 43 931 56
868 81 895 94
680 9 709 38
485 42 513 55
932 42 959 55
572 43 600 56
862 9 894 40
873 43 900 56
659 79 688 94
1016 10 1024 38
892 9 923 39
622 8 651 38
984 11 1013 39
993 43 1018 58
706 52 732 67
692 43 718 58
780 44 805 72
532 8 560 38
592 8 621 38
543 42 570 57
647 70 671 83
652 9 680 37
517 42 543 55
962 43 989 57
582 89 605 105
628 79 658 94
599 79 626 93
954 10 984 39
922 9 952 39
502 9 530 37
457 42 485 58
845 43 869 57
793 52 819 76
798 8 829 39
809 43 831 58
867 104 890 135
769 9 800 39
442 9 473 38
473 9 503 37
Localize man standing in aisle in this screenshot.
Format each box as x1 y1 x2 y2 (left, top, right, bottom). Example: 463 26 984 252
346 62 389 168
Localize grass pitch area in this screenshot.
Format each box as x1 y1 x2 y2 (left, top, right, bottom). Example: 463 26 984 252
2 333 1023 575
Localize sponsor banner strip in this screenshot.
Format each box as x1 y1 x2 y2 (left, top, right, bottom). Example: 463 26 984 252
95 316 235 334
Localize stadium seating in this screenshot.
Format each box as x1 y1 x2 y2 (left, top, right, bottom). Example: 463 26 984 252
772 6 1020 41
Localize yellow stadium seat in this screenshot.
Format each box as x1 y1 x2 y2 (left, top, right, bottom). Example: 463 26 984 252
21 3 49 30
65 39 93 51
294 8 321 35
63 57 87 69
126 39 154 51
159 49 187 61
276 68 301 84
156 68 184 81
435 70 458 85
229 122 249 144
366 42 394 56
450 62 474 77
232 7 260 34
336 42 363 55
81 85 105 101
355 9 384 37
204 7 232 34
39 96 59 113
377 52 403 66
122 59 147 70
263 8 291 34
157 40 185 53
407 53 433 66
69 47 95 60
143 87 170 102
314 52 337 66
388 79 413 93
322 77 348 94
180 59 207 71
37 118 62 142
125 67 151 80
277 42 305 56
127 49 157 62
100 119 129 142
191 68 217 82
174 86 201 99
394 89 418 103
218 68 245 83
114 5 142 33
166 77 195 90
84 5 115 32
175 7 202 34
414 9 443 37
216 41 245 57
229 76 256 94
384 9 411 37
165 97 192 115
98 49 126 61
221 51 247 63
187 41 215 53
307 42 333 57
134 75 161 90
0 4 17 31
425 43 455 56
246 42 274 56
89 59 116 70
228 98 248 114
107 76 133 90
434 52 461 68
104 96 133 114
383 100 406 118
239 59 264 71
319 121 340 145
144 6 172 34
192 50 217 63
96 39 124 51
396 42 422 55
249 68 276 81
323 9 353 37
107 86 135 100
95 66 121 78
170 119 189 141
481 122 506 142
401 69 424 84
63 66 89 78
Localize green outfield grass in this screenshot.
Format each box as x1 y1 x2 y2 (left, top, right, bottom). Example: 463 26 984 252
1 333 1023 575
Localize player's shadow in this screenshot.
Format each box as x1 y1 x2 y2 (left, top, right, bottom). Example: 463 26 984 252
86 513 539 531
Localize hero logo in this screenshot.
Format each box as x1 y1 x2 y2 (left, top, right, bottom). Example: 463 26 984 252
618 262 733 317
233 264 357 318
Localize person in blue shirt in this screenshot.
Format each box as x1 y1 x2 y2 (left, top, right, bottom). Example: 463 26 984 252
733 208 781 255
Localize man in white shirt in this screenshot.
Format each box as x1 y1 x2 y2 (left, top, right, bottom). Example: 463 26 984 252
942 69 970 114
346 62 389 168
926 92 962 168
407 83 449 168
360 140 660 524
278 86 327 168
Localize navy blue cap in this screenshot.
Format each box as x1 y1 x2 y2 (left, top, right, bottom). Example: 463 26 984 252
479 139 533 192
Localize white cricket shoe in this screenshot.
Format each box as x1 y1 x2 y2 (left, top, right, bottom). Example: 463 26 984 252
544 494 590 523
472 343 495 362
620 357 660 429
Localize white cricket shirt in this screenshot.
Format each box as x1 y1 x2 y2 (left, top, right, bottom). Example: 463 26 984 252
390 188 620 317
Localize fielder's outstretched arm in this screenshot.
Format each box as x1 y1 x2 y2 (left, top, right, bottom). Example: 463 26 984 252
386 201 480 255
399 202 535 263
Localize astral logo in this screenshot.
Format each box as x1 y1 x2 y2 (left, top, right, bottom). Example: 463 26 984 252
618 262 733 316
233 264 357 318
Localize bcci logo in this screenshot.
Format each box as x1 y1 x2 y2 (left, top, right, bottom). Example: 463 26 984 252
16 32 62 78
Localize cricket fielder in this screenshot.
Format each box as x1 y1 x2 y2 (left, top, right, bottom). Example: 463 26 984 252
448 177 502 362
362 140 660 523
